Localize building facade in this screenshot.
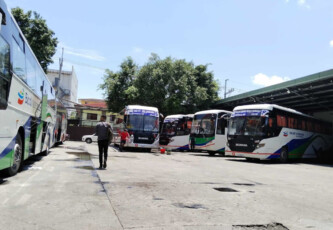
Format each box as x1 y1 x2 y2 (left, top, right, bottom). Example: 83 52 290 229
47 66 78 108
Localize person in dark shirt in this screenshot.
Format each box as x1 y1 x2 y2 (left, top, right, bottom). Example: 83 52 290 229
95 115 112 169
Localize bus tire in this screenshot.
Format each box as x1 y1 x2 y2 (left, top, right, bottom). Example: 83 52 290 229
42 146 50 156
316 148 324 163
85 138 92 144
5 134 23 177
280 147 288 163
208 151 216 156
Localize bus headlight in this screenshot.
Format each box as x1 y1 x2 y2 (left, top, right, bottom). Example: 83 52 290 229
256 143 265 149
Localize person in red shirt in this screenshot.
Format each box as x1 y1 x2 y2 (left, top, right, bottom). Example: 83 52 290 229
119 129 130 152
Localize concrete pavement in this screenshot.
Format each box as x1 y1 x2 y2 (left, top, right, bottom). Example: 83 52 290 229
1 141 333 229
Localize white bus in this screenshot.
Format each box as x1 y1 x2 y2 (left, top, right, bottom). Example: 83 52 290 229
190 109 232 156
112 105 160 151
225 104 333 162
159 114 193 151
0 1 61 176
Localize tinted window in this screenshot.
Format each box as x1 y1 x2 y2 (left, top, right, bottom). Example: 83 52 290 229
0 35 10 109
12 36 26 81
26 50 37 93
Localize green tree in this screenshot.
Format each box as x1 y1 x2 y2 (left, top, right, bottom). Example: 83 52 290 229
100 57 138 112
11 7 58 72
134 54 220 115
100 54 220 115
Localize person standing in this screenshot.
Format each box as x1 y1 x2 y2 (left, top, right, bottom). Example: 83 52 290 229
119 129 130 152
95 115 112 169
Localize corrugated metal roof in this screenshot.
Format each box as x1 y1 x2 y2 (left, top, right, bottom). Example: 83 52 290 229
214 69 333 114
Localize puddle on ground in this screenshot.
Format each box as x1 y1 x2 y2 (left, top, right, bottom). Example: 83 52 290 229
233 183 255 186
112 156 138 159
75 166 94 170
214 187 238 192
153 197 164 201
233 222 289 230
66 151 91 161
173 203 207 209
62 145 86 151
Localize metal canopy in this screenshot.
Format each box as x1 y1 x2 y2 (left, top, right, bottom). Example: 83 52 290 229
214 69 333 114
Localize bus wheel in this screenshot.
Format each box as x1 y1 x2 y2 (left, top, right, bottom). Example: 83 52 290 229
280 147 288 163
316 148 324 163
5 134 23 177
208 151 216 156
43 146 50 156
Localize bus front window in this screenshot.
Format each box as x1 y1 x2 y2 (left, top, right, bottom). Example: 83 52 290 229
127 115 158 132
228 116 266 136
191 114 216 136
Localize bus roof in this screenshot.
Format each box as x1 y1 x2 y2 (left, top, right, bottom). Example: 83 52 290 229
165 114 185 119
233 104 311 117
125 105 159 112
194 109 232 115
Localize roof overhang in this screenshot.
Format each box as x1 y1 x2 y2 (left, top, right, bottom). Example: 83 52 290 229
214 69 333 115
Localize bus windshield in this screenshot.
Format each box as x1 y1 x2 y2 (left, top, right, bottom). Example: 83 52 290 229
191 114 216 135
126 115 158 132
161 118 189 136
228 116 266 136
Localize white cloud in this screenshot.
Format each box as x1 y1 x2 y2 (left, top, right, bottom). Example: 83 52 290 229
57 43 106 62
252 73 291 87
297 0 311 9
133 47 144 53
284 0 311 9
330 40 333 47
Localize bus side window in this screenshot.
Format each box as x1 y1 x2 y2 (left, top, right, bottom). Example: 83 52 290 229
288 117 295 129
307 121 313 132
0 35 10 109
277 115 287 127
216 118 227 135
302 120 306 131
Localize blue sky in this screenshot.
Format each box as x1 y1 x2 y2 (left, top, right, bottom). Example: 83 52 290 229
6 0 333 100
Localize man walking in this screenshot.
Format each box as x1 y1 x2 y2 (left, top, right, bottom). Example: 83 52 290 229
95 115 112 169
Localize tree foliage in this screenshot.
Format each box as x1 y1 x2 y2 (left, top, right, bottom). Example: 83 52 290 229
100 57 138 112
11 7 58 72
101 54 220 115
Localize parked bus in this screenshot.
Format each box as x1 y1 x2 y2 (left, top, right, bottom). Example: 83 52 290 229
225 104 333 162
112 105 160 151
159 114 193 151
190 110 231 156
0 1 60 176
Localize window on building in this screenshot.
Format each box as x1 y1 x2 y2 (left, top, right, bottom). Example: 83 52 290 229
110 115 116 122
87 113 98 120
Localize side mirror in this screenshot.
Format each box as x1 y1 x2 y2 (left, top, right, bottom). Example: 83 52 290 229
220 114 230 120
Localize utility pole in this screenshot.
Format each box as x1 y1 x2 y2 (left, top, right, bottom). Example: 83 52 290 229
224 78 234 99
224 79 229 99
56 47 64 97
